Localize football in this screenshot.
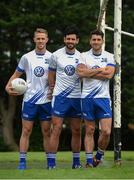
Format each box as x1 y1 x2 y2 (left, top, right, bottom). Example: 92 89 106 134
11 78 27 95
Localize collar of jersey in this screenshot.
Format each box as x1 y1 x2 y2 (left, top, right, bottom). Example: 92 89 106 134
91 49 102 56
35 50 45 56
36 52 45 56
66 51 75 55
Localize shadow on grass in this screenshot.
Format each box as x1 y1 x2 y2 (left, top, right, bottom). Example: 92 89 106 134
0 159 133 170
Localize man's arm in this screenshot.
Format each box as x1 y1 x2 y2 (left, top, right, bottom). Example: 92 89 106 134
48 70 56 99
76 63 103 78
48 70 56 89
92 66 115 80
5 70 23 96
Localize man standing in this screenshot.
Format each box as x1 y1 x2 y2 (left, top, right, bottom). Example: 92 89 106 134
5 28 52 170
77 29 115 167
47 25 82 169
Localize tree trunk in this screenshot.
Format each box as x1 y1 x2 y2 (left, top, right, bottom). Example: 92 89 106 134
0 96 18 151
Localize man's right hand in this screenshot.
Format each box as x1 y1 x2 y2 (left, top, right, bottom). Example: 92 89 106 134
5 84 20 96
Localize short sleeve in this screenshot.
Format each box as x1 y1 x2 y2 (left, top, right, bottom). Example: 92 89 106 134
107 53 115 67
16 55 27 73
49 54 57 71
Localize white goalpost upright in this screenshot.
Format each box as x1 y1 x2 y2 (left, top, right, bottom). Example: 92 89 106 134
98 0 134 164
113 0 122 165
97 0 109 31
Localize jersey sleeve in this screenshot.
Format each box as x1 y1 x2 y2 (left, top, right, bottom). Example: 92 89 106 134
80 52 87 65
107 53 115 67
16 55 27 73
81 52 89 65
49 54 57 71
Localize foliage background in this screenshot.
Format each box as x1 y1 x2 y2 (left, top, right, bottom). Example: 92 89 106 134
0 0 134 151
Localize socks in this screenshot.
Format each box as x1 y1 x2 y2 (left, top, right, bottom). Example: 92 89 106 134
95 147 104 160
19 152 26 164
86 152 93 165
46 153 56 167
72 152 80 165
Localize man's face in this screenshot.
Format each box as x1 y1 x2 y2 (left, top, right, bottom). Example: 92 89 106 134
90 34 103 52
64 34 79 50
34 32 48 51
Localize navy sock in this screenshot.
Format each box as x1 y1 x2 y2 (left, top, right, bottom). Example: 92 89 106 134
19 152 26 163
47 153 56 167
96 148 104 160
73 152 80 165
86 152 93 165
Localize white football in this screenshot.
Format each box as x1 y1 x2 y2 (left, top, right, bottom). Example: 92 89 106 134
11 78 27 95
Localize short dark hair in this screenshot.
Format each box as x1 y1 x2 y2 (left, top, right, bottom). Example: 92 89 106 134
90 29 104 39
63 25 79 38
34 28 48 37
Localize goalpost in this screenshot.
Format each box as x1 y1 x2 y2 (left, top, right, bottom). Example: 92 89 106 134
98 0 134 165
97 0 122 165
113 0 122 165
96 0 122 164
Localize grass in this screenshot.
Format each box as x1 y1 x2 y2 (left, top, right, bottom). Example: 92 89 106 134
0 151 134 179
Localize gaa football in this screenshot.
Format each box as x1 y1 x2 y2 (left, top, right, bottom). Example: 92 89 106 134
11 78 27 95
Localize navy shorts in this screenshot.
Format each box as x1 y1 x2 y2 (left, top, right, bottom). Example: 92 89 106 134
52 95 81 118
21 101 51 121
82 98 112 121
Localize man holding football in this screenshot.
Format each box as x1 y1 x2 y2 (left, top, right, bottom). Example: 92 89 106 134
5 28 52 170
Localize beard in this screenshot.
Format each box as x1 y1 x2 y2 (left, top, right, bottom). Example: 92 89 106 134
66 43 76 50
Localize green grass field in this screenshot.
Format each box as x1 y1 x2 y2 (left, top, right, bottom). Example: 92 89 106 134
0 151 133 179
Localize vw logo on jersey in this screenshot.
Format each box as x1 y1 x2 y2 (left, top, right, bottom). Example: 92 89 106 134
101 58 107 62
92 65 100 69
45 59 49 64
75 59 79 64
34 66 45 77
64 65 75 76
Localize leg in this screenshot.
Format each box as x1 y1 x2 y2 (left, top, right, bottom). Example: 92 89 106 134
18 119 34 169
40 121 51 153
38 102 52 165
20 120 34 152
49 116 63 152
84 120 95 153
98 118 112 150
47 116 63 169
70 118 82 168
70 118 81 152
84 120 95 167
93 118 112 167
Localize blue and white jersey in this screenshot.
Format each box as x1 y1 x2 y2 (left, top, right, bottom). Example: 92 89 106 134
81 49 115 98
49 47 82 98
16 50 52 104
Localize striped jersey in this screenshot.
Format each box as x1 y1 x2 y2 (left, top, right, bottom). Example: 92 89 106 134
49 47 82 98
16 50 52 104
81 49 115 98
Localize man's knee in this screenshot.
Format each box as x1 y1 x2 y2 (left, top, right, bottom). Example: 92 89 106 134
42 128 50 138
101 128 111 137
52 123 62 137
41 123 51 137
72 127 81 136
86 125 95 136
22 126 32 137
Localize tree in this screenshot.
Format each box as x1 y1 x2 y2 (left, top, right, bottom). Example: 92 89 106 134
0 0 134 151
0 0 100 151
